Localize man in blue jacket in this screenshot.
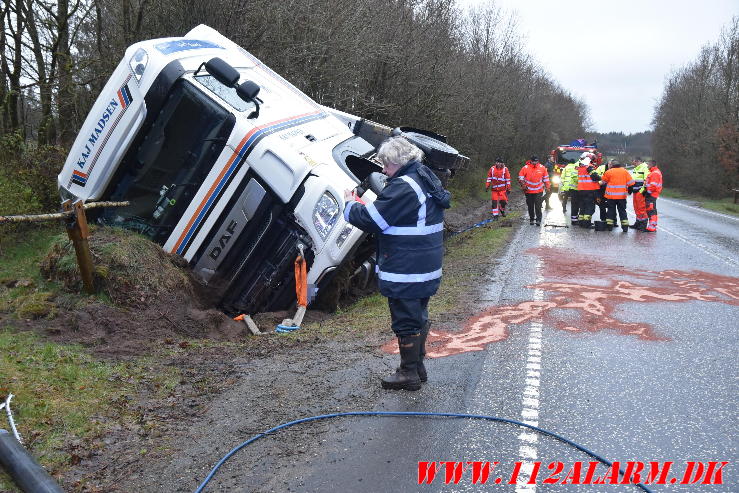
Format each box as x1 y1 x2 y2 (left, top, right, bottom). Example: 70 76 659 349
343 136 451 391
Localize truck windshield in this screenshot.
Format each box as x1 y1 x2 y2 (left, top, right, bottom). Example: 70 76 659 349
102 79 235 244
558 150 583 164
194 74 257 113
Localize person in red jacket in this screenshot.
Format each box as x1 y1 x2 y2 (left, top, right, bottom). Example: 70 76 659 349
485 157 511 219
643 160 663 232
518 155 550 226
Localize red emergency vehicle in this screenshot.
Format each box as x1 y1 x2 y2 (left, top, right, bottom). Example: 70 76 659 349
549 139 603 191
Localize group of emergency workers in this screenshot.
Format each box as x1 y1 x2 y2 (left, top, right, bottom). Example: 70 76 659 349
486 155 663 232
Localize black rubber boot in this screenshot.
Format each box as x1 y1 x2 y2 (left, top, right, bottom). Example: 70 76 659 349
382 335 421 391
417 322 430 382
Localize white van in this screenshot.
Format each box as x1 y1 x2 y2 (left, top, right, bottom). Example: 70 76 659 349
58 25 465 314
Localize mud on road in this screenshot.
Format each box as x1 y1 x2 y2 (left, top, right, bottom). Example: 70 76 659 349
1 192 523 492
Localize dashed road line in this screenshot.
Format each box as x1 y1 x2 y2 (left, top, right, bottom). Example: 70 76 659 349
515 284 544 493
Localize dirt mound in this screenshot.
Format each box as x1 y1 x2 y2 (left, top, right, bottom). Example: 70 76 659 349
40 227 193 307
27 227 251 357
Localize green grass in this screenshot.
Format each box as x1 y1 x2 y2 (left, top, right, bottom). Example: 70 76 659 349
661 188 739 216
0 329 181 491
0 227 64 321
0 330 122 489
0 226 59 282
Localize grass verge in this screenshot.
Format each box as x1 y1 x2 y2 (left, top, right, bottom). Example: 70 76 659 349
661 188 739 216
0 329 181 491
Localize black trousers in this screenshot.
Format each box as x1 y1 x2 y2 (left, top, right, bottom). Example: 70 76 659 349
525 193 544 222
606 199 628 226
569 190 581 221
388 297 429 337
559 190 569 212
579 190 596 219
596 190 607 221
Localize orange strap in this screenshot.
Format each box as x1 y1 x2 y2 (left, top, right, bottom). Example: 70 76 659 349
295 254 308 307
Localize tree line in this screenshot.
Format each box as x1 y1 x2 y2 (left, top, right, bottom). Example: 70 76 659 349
652 17 739 196
591 131 653 161
1 0 589 202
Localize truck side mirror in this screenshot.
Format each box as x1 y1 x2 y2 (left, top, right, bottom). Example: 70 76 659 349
237 80 261 119
204 57 240 87
236 80 260 101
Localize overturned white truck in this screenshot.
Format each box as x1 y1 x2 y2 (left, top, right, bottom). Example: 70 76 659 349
58 25 467 314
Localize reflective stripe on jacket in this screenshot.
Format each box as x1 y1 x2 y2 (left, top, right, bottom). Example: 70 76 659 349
345 160 450 298
487 166 511 191
601 168 636 199
645 166 663 198
518 161 551 194
577 165 600 191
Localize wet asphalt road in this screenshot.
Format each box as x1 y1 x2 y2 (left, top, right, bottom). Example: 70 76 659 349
220 196 738 492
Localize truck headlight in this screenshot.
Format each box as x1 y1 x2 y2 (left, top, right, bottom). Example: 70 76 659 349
313 192 339 241
552 175 561 186
129 48 148 81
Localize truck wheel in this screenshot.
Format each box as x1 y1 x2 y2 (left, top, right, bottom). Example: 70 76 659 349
394 130 460 169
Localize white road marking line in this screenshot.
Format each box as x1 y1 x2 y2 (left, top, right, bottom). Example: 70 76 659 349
517 283 544 493
515 461 537 492
661 198 739 222
660 225 739 269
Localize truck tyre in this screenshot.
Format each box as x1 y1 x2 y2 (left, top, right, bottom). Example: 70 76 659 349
393 129 460 169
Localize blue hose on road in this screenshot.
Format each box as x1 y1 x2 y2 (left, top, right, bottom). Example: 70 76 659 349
194 411 654 493
451 217 496 236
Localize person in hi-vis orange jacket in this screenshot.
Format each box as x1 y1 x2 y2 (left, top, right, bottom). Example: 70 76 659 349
643 160 663 232
485 157 511 219
600 162 635 232
518 156 550 226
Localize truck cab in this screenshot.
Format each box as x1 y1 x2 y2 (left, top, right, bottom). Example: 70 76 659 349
58 25 465 314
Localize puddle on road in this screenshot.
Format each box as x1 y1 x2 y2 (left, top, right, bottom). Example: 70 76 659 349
382 247 739 358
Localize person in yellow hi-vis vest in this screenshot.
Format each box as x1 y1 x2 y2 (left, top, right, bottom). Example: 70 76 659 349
629 157 650 230
559 159 579 223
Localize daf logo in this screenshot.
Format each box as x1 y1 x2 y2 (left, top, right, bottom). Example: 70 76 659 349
209 220 238 260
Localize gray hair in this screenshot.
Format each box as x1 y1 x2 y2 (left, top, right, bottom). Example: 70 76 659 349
376 136 424 168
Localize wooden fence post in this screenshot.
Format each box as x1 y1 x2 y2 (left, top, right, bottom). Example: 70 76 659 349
62 199 95 294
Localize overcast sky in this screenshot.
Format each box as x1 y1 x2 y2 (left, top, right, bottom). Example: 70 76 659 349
462 0 738 134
